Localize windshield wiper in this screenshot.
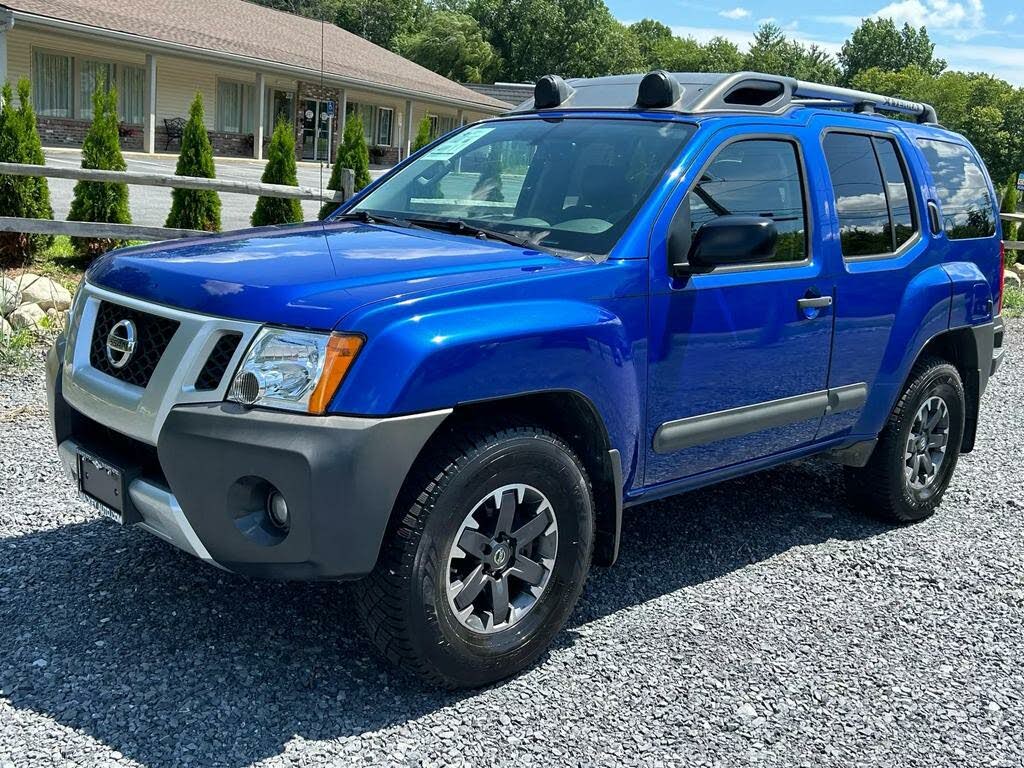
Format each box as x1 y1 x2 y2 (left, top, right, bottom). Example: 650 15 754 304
407 218 550 253
334 210 421 229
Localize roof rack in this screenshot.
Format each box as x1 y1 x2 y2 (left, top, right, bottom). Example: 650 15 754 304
510 71 939 125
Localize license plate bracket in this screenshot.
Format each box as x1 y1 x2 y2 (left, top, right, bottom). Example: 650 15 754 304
77 449 142 525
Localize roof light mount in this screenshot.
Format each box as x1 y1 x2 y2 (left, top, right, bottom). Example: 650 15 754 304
636 70 682 109
533 74 574 109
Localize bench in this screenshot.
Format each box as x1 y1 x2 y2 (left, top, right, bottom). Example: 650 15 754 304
163 118 186 150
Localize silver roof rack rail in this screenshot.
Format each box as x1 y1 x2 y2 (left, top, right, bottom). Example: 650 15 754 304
509 71 939 124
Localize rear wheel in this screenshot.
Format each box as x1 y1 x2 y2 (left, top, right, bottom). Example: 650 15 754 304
355 423 594 688
845 357 965 523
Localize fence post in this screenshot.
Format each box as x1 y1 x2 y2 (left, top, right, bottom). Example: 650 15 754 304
341 168 355 201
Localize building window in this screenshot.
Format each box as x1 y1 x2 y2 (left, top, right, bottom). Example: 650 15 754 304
428 114 457 140
32 51 72 118
78 60 116 120
377 107 394 146
268 89 295 130
216 80 255 134
346 102 376 143
119 66 146 125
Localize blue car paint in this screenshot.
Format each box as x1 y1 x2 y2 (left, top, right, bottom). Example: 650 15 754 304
85 106 1003 504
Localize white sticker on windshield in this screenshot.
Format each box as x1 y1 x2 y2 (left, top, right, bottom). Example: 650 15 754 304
422 126 495 161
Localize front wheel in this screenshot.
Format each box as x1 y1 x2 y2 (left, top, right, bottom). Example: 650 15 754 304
845 357 965 523
355 423 594 688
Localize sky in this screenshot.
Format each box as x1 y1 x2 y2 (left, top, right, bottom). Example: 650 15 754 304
605 0 1024 85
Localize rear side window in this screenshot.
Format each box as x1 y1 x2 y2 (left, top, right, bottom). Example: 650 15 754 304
917 139 996 240
687 139 807 263
822 132 917 258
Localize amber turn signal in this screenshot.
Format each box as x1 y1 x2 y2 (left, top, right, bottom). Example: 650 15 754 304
308 334 363 414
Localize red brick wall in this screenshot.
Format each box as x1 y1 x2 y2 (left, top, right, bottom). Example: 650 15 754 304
36 117 144 152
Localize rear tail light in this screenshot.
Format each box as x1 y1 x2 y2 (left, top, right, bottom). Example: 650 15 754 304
996 241 1006 314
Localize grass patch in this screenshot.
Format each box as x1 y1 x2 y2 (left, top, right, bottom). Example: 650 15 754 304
1003 284 1024 318
0 327 37 368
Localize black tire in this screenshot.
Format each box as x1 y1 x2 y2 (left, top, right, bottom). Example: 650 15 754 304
845 356 965 523
355 422 594 688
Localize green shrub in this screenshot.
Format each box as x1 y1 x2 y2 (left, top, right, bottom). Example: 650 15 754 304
1003 284 1024 318
1001 174 1019 244
251 120 303 226
67 83 131 260
412 115 432 152
319 115 371 218
0 79 55 267
166 92 221 232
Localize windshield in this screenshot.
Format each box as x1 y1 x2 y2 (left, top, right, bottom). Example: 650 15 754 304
348 118 696 257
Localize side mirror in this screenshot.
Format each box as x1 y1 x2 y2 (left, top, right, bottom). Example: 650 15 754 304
682 216 778 272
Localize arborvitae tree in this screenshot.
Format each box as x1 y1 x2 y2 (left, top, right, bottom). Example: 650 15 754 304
1003 174 1020 249
16 79 54 253
0 82 39 266
412 115 432 153
251 120 303 226
318 115 370 219
166 92 221 231
67 83 131 259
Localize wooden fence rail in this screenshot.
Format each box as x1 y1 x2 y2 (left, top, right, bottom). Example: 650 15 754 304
0 161 355 242
1000 212 1023 251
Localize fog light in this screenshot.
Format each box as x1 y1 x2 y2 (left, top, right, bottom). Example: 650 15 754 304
229 370 264 405
266 491 290 530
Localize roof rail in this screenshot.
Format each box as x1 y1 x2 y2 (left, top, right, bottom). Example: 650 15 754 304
509 71 939 124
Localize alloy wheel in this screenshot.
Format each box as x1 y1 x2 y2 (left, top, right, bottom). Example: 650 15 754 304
446 484 558 634
904 395 950 490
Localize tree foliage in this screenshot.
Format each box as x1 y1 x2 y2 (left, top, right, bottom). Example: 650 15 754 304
335 0 420 49
166 92 221 232
67 83 131 260
319 114 371 219
252 120 303 226
743 23 839 84
397 11 499 83
839 18 945 83
0 79 54 266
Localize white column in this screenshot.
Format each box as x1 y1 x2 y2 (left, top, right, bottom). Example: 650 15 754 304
255 72 266 160
143 53 157 154
403 99 413 160
0 12 14 93
338 88 347 139
457 108 465 127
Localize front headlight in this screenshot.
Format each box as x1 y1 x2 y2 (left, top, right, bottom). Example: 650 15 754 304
227 327 362 414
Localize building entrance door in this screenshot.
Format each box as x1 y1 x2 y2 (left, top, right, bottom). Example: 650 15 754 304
300 99 335 162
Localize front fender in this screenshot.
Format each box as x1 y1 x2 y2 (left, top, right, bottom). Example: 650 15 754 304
331 295 646 487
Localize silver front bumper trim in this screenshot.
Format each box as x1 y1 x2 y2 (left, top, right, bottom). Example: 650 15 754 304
58 439 220 568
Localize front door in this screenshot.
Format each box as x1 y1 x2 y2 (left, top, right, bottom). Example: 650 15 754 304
645 130 835 486
300 99 335 162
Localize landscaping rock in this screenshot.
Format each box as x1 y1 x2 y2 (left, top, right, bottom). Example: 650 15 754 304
45 308 69 331
1005 269 1022 289
8 303 47 331
0 315 12 339
0 278 21 317
15 273 72 312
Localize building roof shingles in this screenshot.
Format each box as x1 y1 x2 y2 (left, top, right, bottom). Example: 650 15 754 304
2 0 509 111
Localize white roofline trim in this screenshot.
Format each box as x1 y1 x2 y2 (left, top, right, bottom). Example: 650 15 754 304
11 10 507 114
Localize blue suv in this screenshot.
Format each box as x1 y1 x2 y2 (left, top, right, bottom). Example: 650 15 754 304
47 71 1006 687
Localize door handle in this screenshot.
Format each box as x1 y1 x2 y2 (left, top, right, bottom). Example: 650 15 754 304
927 200 942 235
797 296 833 310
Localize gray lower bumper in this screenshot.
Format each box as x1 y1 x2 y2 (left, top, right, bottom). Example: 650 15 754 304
48 337 451 580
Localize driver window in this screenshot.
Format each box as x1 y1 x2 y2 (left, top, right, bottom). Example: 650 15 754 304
686 139 807 263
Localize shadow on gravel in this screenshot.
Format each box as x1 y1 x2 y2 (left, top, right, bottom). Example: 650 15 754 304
0 458 892 767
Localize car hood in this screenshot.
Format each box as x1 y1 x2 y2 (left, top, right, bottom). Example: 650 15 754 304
85 221 577 329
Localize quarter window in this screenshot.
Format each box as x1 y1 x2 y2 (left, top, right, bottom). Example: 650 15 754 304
686 139 807 263
917 139 996 240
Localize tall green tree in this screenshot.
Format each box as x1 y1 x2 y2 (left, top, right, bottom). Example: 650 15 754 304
252 120 304 226
319 114 371 218
67 83 131 260
165 93 221 232
839 19 945 83
1002 174 1019 243
629 19 675 70
14 79 54 256
744 23 840 84
397 11 500 83
335 0 419 48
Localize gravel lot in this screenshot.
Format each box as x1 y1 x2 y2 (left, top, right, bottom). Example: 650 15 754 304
1 324 1020 768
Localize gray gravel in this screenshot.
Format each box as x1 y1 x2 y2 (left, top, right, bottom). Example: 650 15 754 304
1 325 1021 768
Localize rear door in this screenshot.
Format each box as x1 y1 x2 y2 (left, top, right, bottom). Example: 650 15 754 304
645 127 836 485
